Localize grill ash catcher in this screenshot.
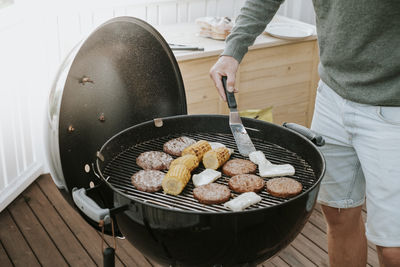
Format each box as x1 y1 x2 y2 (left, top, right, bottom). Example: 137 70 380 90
45 16 326 267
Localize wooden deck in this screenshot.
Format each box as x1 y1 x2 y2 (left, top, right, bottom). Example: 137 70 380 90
0 174 379 267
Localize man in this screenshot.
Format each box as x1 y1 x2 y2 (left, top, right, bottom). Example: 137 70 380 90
209 1 400 266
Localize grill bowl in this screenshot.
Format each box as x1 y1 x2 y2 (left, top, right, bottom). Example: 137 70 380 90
96 114 325 266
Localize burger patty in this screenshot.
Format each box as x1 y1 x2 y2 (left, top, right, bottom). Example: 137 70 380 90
228 174 265 193
266 177 303 198
222 159 257 177
193 183 231 205
163 136 196 156
136 151 173 170
131 170 165 192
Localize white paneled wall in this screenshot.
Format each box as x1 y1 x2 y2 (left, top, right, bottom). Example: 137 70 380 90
278 0 315 25
0 4 46 211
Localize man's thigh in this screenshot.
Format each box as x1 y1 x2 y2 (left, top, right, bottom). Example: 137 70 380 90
352 105 400 247
311 81 366 209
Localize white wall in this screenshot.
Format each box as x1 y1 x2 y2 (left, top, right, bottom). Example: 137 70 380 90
278 0 315 25
0 1 47 211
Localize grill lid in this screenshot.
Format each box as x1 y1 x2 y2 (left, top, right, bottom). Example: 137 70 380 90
46 17 186 193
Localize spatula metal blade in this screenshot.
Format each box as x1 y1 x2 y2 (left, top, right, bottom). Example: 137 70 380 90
222 76 256 157
229 111 256 157
229 122 256 157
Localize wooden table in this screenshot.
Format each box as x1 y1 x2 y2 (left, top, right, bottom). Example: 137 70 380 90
157 16 319 127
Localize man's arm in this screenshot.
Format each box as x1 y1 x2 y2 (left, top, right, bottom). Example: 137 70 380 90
210 0 284 100
223 0 284 63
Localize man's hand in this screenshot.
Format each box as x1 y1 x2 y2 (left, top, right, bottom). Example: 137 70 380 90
209 56 239 101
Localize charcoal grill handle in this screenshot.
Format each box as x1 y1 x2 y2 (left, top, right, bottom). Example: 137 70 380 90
222 76 237 109
283 123 325 146
72 187 111 224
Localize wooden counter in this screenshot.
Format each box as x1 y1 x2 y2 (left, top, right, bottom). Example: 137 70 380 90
157 16 319 127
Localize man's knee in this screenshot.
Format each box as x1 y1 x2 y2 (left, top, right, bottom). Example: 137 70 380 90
377 246 400 266
321 204 363 228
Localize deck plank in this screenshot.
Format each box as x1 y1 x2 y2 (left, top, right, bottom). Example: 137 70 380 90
366 248 380 267
1 174 381 267
22 182 96 266
36 175 125 267
310 207 379 267
38 174 152 267
7 195 68 266
101 231 153 267
301 219 328 252
278 245 317 266
0 209 40 267
309 206 328 233
0 241 13 267
291 233 328 266
263 255 290 267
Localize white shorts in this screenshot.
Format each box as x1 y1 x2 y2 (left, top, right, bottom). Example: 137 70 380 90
311 80 400 247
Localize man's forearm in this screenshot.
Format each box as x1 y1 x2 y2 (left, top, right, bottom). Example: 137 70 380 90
222 0 284 63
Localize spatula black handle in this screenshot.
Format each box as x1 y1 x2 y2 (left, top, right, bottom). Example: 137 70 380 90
222 76 237 109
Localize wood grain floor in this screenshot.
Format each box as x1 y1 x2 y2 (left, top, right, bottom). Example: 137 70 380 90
0 174 379 267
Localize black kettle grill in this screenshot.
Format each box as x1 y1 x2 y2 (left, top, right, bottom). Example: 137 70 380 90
45 16 325 266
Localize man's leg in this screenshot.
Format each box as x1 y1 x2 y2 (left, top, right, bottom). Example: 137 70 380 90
321 205 367 267
311 83 367 267
350 105 400 267
311 81 367 265
376 246 400 267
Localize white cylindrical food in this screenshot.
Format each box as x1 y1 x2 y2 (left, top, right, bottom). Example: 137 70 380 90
249 150 295 177
162 164 191 195
170 154 199 172
192 169 221 187
202 147 231 170
209 142 226 150
249 151 269 165
224 192 262 212
182 140 211 161
259 163 295 177
209 142 234 155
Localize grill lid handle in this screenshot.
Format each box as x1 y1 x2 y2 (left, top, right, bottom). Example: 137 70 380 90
283 123 325 146
72 187 111 224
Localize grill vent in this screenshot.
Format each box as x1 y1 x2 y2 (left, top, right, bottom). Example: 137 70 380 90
103 132 316 212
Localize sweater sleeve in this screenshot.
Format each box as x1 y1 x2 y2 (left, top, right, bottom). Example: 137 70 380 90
222 0 284 63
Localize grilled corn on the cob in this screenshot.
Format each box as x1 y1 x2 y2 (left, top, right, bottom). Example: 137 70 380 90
170 154 199 172
182 140 211 161
202 147 231 170
162 164 191 195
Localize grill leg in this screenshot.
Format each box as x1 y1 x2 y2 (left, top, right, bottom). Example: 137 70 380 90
103 247 115 267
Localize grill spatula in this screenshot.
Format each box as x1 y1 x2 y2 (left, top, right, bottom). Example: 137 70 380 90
222 76 256 157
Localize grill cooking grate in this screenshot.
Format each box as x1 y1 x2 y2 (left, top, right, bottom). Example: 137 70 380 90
103 132 317 212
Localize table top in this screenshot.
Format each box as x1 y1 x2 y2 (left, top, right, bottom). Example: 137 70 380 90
156 15 317 62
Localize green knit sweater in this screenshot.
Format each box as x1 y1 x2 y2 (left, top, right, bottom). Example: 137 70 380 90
222 0 400 106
